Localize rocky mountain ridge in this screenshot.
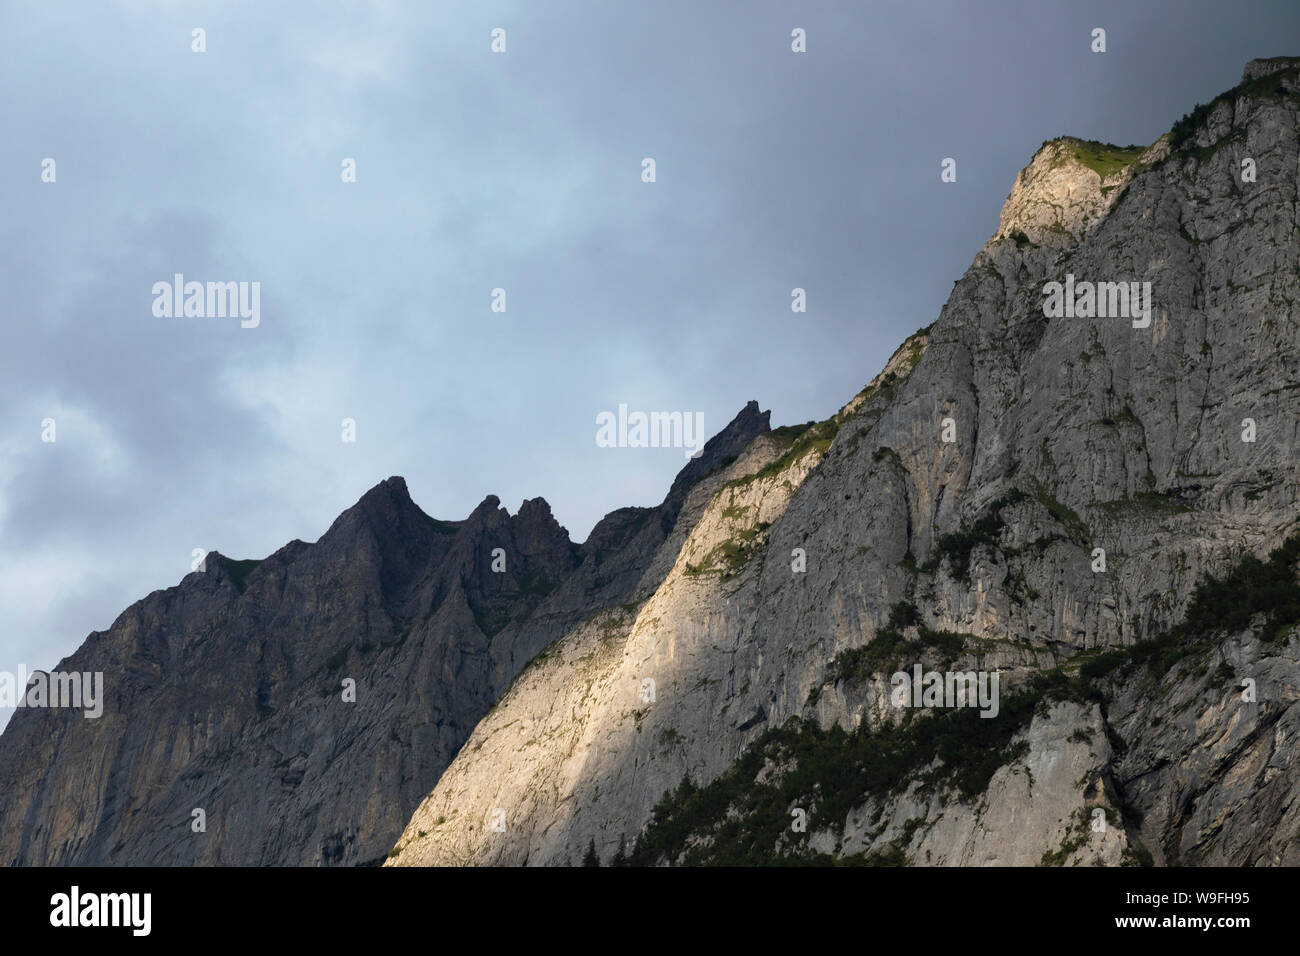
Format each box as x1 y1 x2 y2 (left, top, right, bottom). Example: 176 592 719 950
388 57 1300 867
0 405 769 865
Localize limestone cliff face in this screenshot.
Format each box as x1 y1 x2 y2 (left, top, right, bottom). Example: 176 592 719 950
989 136 1158 250
390 59 1300 867
0 410 769 866
6 59 1299 870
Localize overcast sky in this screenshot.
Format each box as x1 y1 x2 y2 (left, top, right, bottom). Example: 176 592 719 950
3 0 1298 719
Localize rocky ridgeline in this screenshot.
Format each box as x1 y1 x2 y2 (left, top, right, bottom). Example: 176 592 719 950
388 58 1300 867
0 409 770 865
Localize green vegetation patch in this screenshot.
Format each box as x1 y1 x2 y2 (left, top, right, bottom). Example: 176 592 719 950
1040 806 1116 866
1030 479 1091 544
684 522 771 580
1160 531 1300 645
1061 139 1146 181
922 490 1027 581
1096 491 1192 518
1082 529 1300 688
624 675 1058 866
627 525 1300 866
827 602 968 685
729 418 842 491
851 329 928 408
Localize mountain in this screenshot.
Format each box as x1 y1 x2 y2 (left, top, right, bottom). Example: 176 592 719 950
7 57 1300 870
386 58 1300 867
0 407 769 865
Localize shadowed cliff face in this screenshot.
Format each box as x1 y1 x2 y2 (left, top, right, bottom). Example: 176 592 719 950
0 408 769 866
388 59 1300 868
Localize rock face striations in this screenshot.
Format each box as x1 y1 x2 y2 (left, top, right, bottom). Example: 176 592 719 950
387 58 1300 867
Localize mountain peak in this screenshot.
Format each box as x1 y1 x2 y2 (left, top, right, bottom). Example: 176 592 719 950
361 475 412 504
471 494 503 517
516 496 554 520
989 137 1150 250
319 475 432 548
662 400 770 519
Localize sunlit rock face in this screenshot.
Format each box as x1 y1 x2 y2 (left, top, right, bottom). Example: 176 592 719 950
989 136 1160 251
391 60 1300 868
